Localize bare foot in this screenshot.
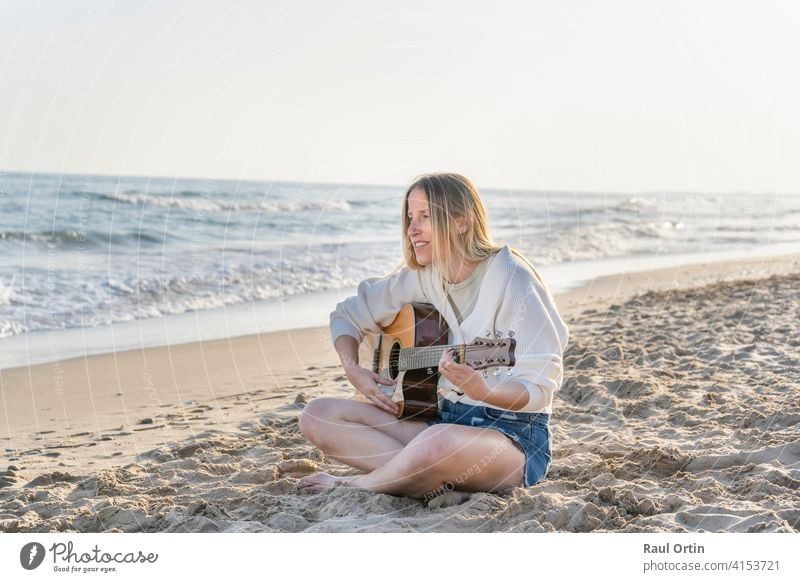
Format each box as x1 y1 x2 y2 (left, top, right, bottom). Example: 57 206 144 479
296 472 354 493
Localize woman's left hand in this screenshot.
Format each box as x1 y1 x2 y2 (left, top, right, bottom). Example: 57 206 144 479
438 348 490 401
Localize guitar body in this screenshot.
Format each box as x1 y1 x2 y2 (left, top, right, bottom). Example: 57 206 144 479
355 303 516 422
371 303 448 421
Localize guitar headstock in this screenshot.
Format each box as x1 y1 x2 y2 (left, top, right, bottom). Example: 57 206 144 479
462 337 516 370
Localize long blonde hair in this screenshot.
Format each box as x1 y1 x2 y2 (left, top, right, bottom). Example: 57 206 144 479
401 173 501 291
398 172 547 292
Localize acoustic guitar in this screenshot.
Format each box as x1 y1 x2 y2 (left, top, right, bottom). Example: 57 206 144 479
357 303 516 421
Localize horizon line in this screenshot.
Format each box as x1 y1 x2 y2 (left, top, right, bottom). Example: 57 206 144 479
1 167 794 197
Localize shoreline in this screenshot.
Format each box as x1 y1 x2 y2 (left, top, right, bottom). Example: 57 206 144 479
2 248 799 374
3 243 800 373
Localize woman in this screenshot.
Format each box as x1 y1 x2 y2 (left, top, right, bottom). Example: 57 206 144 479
298 173 569 499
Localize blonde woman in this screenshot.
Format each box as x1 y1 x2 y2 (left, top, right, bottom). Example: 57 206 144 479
298 173 569 499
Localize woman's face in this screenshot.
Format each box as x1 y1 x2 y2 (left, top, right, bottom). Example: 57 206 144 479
406 187 433 266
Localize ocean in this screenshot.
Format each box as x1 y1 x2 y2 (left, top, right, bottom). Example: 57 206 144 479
1 171 798 369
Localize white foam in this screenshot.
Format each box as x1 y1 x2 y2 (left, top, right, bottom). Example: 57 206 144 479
0 275 13 306
100 191 352 213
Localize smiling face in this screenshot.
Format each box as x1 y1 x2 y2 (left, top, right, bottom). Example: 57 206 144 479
406 187 433 266
402 174 495 279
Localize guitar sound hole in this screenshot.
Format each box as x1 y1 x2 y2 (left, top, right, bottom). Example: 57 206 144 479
388 341 401 381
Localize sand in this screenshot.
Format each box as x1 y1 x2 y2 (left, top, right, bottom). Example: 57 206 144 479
1 253 798 532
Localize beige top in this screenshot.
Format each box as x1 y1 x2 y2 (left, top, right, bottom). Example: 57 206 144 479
445 255 493 326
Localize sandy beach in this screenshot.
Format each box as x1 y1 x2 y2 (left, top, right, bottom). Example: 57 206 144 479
1 253 799 533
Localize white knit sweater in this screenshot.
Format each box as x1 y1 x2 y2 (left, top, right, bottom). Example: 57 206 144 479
330 245 569 413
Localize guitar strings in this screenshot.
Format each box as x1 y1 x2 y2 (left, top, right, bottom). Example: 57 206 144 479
384 347 513 367
376 343 515 369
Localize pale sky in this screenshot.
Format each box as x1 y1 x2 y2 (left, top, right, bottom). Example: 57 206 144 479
1 0 798 193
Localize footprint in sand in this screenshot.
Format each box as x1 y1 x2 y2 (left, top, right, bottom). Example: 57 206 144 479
687 440 800 472
602 379 653 399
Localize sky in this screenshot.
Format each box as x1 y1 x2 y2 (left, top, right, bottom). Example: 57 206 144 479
0 0 798 193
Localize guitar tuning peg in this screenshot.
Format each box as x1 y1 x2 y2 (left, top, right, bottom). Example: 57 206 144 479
493 368 501 376
508 330 515 338
485 330 491 337
506 369 513 376
494 331 502 339
482 370 488 379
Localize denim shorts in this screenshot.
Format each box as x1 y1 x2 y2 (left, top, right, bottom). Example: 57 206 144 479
427 399 551 487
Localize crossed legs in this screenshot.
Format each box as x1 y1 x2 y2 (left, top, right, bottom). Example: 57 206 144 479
298 397 525 499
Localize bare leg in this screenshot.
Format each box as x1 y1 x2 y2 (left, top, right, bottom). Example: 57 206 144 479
303 423 526 499
298 397 429 472
351 424 524 498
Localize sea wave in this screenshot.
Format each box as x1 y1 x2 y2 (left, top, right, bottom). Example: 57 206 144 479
0 259 372 338
0 229 169 247
86 191 352 213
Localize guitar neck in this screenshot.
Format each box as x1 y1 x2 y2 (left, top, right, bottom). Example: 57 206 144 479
397 343 466 371
372 334 515 374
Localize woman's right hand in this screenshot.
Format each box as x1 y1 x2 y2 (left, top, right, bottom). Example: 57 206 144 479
344 364 399 416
